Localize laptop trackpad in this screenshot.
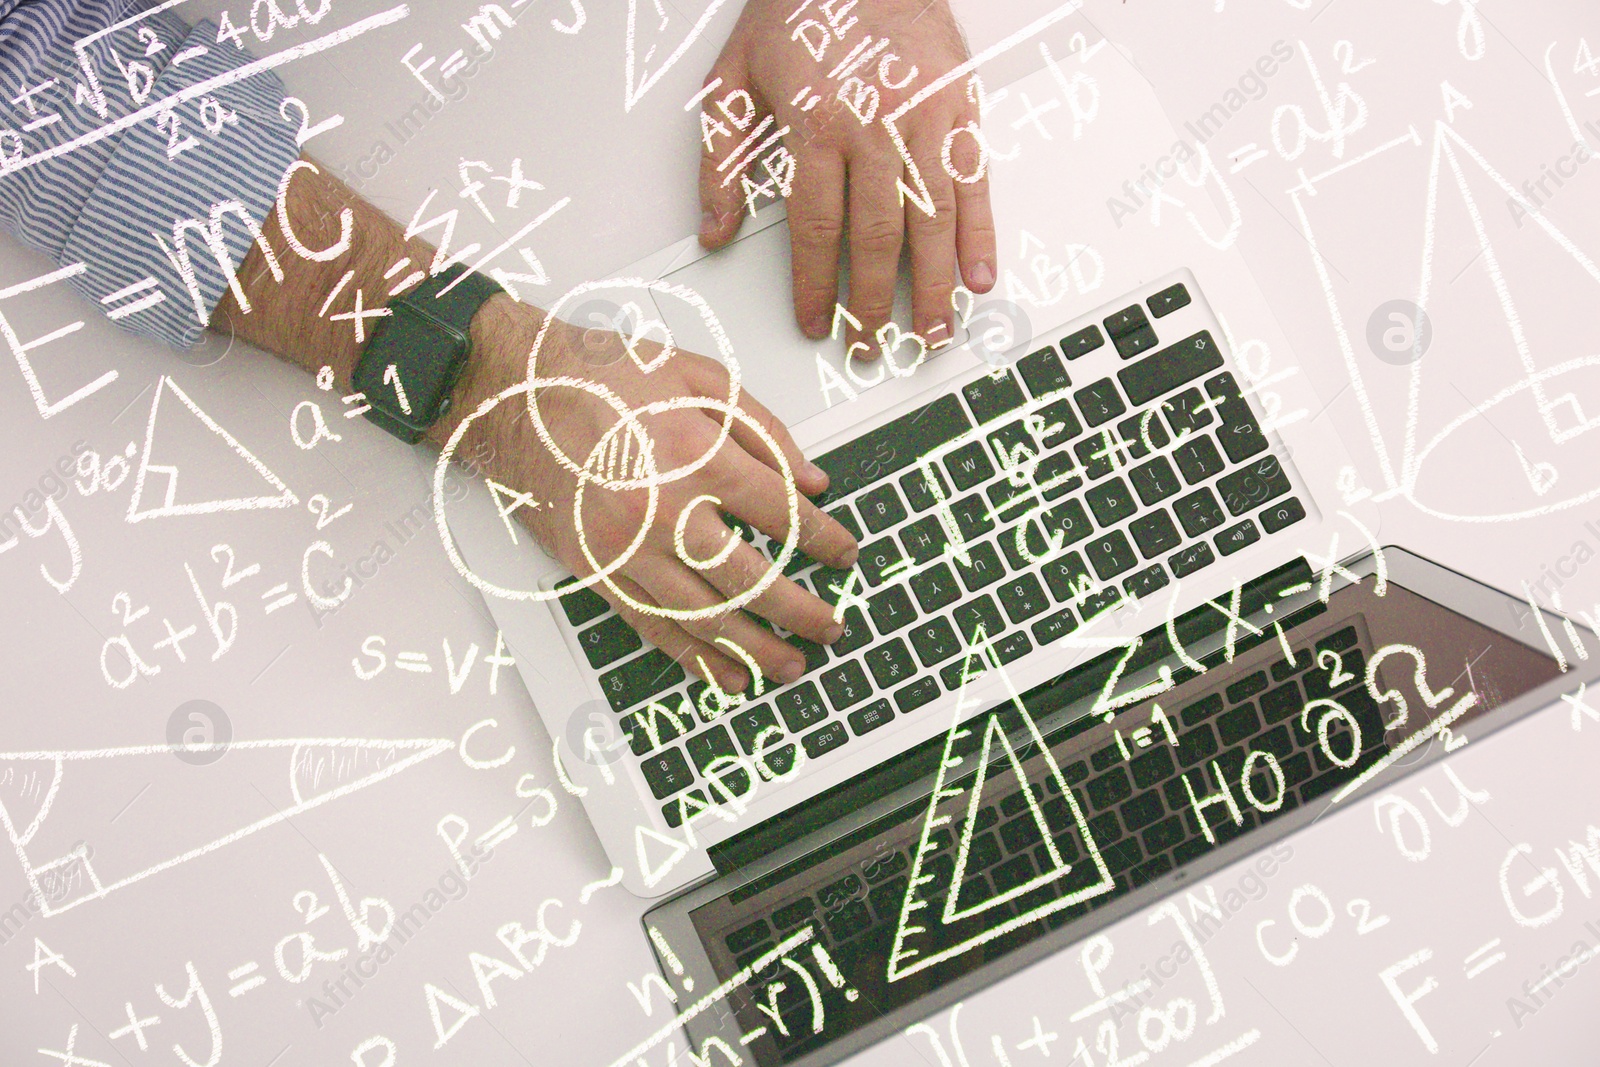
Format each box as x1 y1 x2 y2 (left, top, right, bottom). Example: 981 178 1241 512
651 217 956 431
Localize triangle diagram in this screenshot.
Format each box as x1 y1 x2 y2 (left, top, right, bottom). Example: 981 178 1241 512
1402 122 1600 515
0 737 451 918
884 627 1114 984
635 823 691 889
625 0 732 112
126 376 298 522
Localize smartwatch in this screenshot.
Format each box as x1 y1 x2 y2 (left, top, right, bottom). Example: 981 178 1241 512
350 264 504 443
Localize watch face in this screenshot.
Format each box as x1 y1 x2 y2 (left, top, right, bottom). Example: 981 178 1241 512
354 302 472 431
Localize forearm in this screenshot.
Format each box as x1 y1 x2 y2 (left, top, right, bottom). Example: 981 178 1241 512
214 156 527 453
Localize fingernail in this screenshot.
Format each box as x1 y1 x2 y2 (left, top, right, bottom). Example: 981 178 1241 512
823 622 846 643
971 261 995 289
805 312 830 338
700 210 719 237
804 460 828 484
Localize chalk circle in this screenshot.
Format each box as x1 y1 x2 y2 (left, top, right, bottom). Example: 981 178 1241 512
434 387 802 620
167 699 231 766
1365 299 1432 366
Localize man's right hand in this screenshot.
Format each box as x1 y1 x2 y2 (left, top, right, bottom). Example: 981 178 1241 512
445 295 860 694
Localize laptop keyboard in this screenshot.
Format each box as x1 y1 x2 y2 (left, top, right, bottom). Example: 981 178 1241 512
713 622 1383 1062
553 280 1309 827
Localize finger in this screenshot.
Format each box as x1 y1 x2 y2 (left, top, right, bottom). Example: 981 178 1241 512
635 554 802 692
844 153 906 355
711 446 857 570
905 132 960 349
599 572 747 691
787 147 847 339
948 118 997 294
682 510 846 648
690 357 831 499
698 62 769 249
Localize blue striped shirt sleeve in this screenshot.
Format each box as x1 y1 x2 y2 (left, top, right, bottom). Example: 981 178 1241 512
0 1 300 348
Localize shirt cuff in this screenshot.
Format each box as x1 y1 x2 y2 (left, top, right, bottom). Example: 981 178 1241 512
60 16 301 349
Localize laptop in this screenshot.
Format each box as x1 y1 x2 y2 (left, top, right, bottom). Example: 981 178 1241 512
437 19 1583 1062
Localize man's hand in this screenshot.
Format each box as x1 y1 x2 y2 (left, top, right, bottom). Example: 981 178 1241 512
448 297 859 693
698 0 997 353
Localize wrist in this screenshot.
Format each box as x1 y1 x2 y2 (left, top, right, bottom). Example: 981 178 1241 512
425 293 536 467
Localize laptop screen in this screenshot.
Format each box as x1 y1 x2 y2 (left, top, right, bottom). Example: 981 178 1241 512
678 557 1561 1066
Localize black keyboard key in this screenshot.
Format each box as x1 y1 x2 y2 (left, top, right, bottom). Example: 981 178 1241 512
1080 586 1125 621
772 898 817 932
1042 552 1095 603
1119 410 1171 459
1130 509 1182 558
1130 745 1175 789
867 583 917 635
1206 373 1268 462
1123 564 1169 600
1122 790 1165 832
1119 331 1225 407
599 649 686 713
910 617 962 666
1017 346 1071 397
726 919 771 954
687 727 752 798
1168 542 1215 578
964 370 1027 424
640 747 695 799
848 698 896 736
1000 815 1043 854
1272 654 1310 682
900 464 952 512
814 393 972 505
556 577 610 627
986 477 1033 523
1260 681 1302 724
1227 672 1269 704
1217 703 1262 746
1036 398 1083 449
1217 456 1292 516
1173 434 1226 484
954 542 1005 592
1317 625 1359 654
1143 814 1185 855
895 676 941 713
833 606 873 655
1104 304 1149 338
988 419 1041 477
950 494 996 541
802 721 849 759
1060 324 1106 360
1129 455 1181 505
731 704 783 754
1074 378 1127 427
1162 387 1216 438
1036 449 1084 499
910 562 961 613
1147 282 1191 318
775 681 830 732
865 638 917 688
662 789 709 828
1173 487 1226 536
1075 430 1124 480
1088 767 1132 810
953 595 1005 646
900 513 950 565
1179 693 1224 727
821 660 873 710
1261 497 1307 533
858 539 906 587
1085 531 1137 580
576 613 643 669
756 743 797 780
996 630 1032 663
1086 477 1137 527
856 484 908 534
624 695 694 755
998 573 1050 623
1175 724 1217 767
1032 607 1077 645
811 565 856 605
1215 519 1261 556
1114 324 1159 360
945 440 995 491
1090 743 1122 772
